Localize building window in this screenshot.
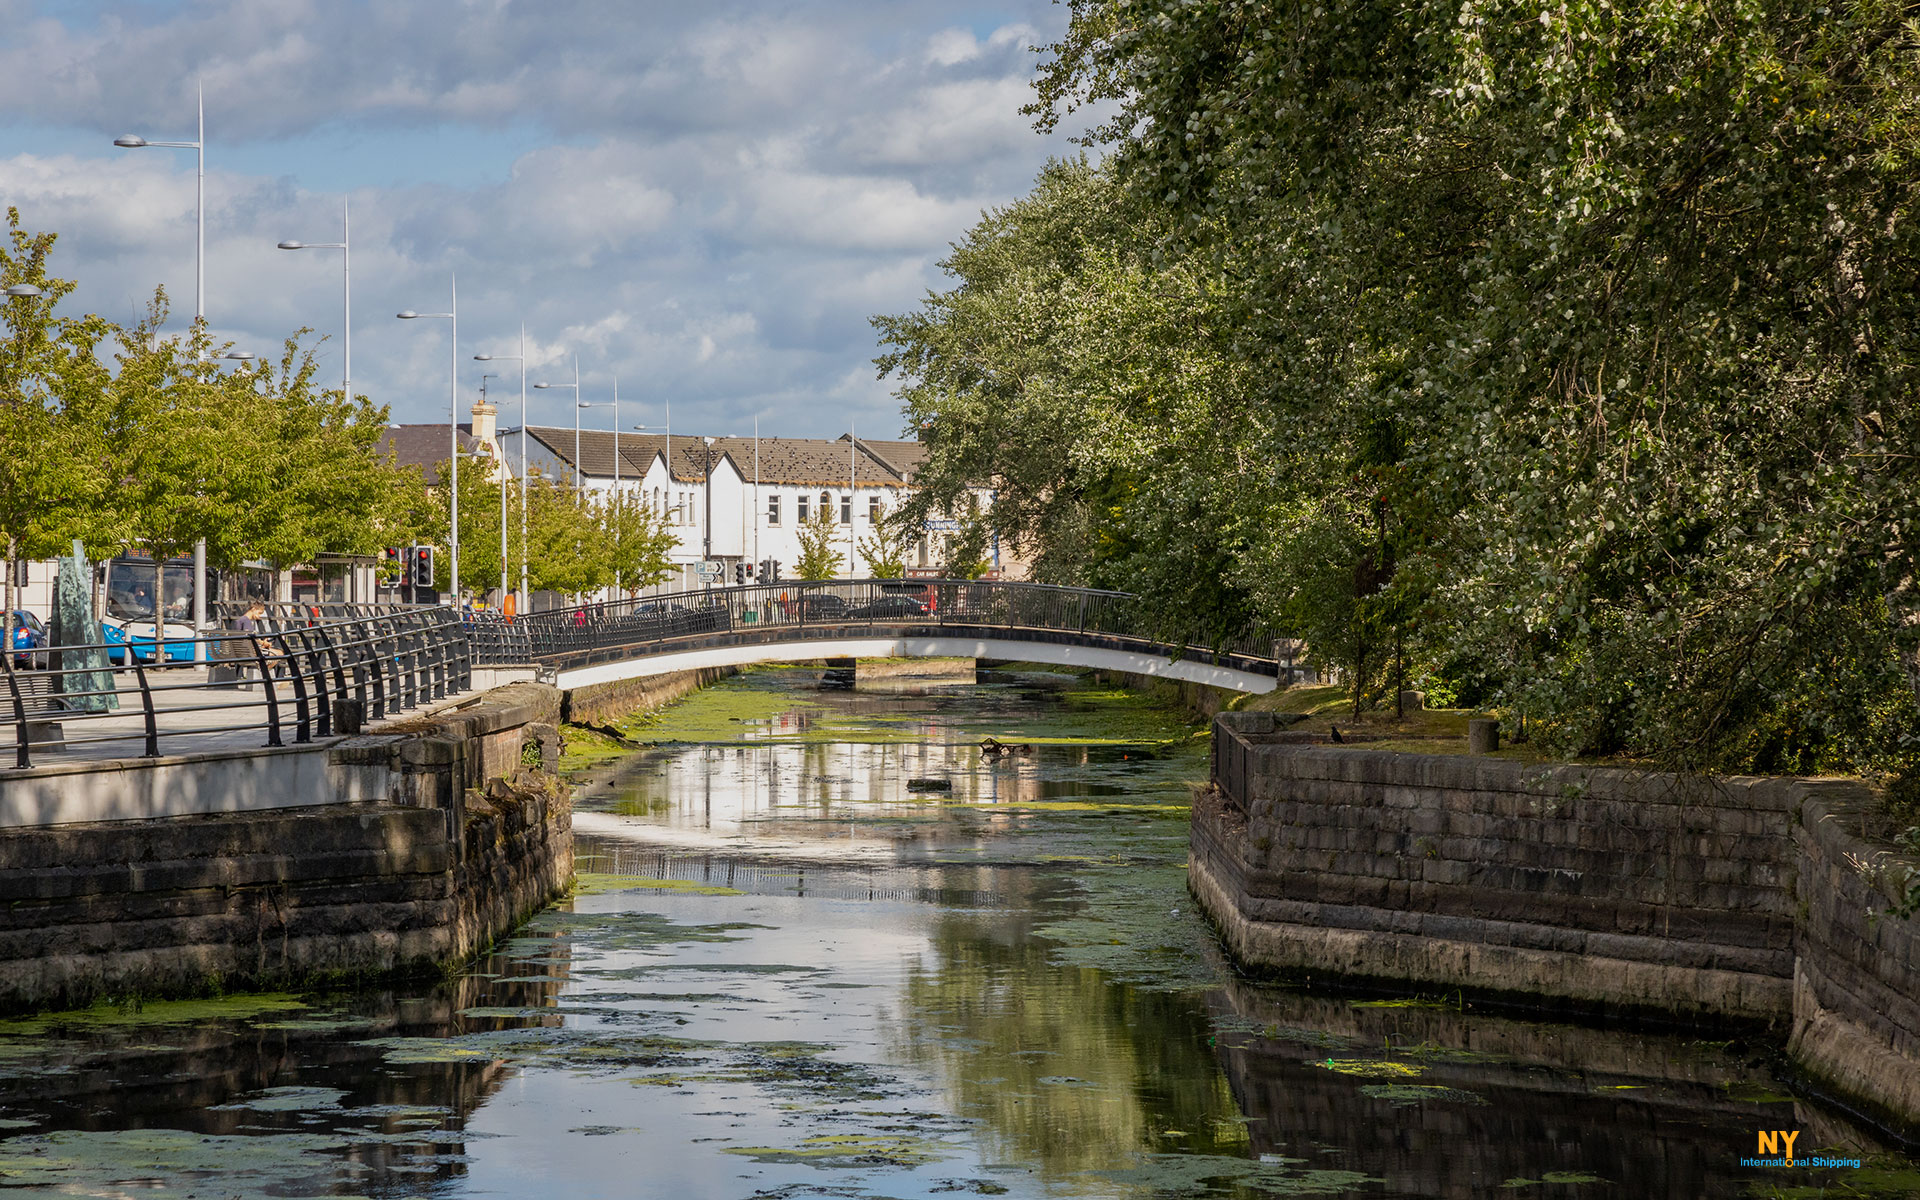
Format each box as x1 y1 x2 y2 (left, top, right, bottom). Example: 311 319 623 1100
767 493 781 525
840 494 851 525
868 497 882 523
820 491 832 523
797 493 809 522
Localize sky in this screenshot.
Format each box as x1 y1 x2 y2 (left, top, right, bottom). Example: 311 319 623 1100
0 0 1093 439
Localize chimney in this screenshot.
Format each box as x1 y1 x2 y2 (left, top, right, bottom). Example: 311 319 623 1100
470 399 498 447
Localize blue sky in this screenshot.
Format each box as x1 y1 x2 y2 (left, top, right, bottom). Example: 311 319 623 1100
0 0 1091 438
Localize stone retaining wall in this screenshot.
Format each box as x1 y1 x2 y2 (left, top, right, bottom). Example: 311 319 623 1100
561 667 736 727
1789 788 1920 1136
0 682 572 1012
1198 712 1920 1136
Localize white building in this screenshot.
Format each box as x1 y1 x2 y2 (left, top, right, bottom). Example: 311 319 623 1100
511 423 1008 594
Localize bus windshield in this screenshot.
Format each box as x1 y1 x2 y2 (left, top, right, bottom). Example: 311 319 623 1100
103 559 196 625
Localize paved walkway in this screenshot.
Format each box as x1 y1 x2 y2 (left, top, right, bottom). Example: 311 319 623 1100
2 665 537 769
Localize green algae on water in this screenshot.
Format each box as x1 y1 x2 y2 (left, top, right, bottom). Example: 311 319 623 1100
1084 1151 1379 1195
572 872 745 896
1359 1083 1488 1106
722 1132 953 1168
0 993 309 1037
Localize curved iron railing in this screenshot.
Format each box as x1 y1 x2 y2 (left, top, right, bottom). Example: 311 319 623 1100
3 605 469 769
507 579 1283 677
6 580 1288 769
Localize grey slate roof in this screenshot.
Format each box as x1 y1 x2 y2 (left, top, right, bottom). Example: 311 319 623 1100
378 424 490 486
523 427 928 488
844 436 930 481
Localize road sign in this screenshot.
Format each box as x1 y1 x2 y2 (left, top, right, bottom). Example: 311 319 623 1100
695 561 723 580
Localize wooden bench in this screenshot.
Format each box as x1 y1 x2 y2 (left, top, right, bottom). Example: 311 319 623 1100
5 670 68 752
208 630 265 686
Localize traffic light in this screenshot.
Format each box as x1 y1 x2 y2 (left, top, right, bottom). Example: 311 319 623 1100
734 562 747 586
381 547 402 580
755 558 769 585
771 560 782 583
412 545 434 589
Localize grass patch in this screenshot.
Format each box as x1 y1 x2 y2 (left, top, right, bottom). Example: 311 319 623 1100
559 724 636 772
572 873 745 897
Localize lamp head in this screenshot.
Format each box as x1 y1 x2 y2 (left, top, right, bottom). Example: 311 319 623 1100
473 354 494 362
396 310 419 319
277 240 305 250
3 284 43 298
534 382 555 389
112 135 149 148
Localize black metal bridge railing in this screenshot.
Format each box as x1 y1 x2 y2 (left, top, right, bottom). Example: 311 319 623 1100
499 578 1283 678
3 605 471 770
4 580 1286 770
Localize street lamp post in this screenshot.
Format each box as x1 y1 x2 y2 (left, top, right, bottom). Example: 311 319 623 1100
533 356 582 496
578 384 623 598
702 436 717 568
117 84 210 657
114 83 204 328
474 324 529 612
276 197 350 401
397 277 459 605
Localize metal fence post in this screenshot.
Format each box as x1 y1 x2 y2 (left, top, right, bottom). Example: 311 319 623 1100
1 651 29 770
274 631 311 743
131 660 160 757
246 634 283 747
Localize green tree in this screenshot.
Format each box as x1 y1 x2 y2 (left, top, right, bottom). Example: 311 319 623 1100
600 492 678 594
793 508 844 580
409 454 511 598
0 208 119 610
856 518 913 579
523 479 608 597
874 159 1266 649
972 0 1920 770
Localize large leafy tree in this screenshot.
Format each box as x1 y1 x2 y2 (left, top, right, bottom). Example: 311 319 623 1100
874 160 1267 649
0 210 118 579
938 0 1920 771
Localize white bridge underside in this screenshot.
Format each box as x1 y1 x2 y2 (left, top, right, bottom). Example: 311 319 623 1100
553 636 1278 694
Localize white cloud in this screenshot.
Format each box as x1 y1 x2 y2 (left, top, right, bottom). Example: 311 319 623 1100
0 0 1094 438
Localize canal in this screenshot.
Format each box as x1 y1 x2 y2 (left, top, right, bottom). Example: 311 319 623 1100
0 665 1914 1197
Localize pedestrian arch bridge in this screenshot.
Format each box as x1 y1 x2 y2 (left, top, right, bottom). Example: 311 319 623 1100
487 579 1284 695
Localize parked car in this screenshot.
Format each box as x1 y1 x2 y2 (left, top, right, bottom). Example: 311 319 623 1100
7 611 47 670
792 593 848 620
845 596 930 619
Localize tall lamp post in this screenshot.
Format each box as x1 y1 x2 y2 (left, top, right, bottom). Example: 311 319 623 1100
533 355 582 496
276 197 350 401
114 84 204 329
117 84 210 657
578 384 623 598
702 436 717 568
398 277 459 604
474 323 529 612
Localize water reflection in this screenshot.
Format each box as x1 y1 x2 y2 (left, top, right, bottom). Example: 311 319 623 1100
897 903 1249 1179
0 670 1910 1198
